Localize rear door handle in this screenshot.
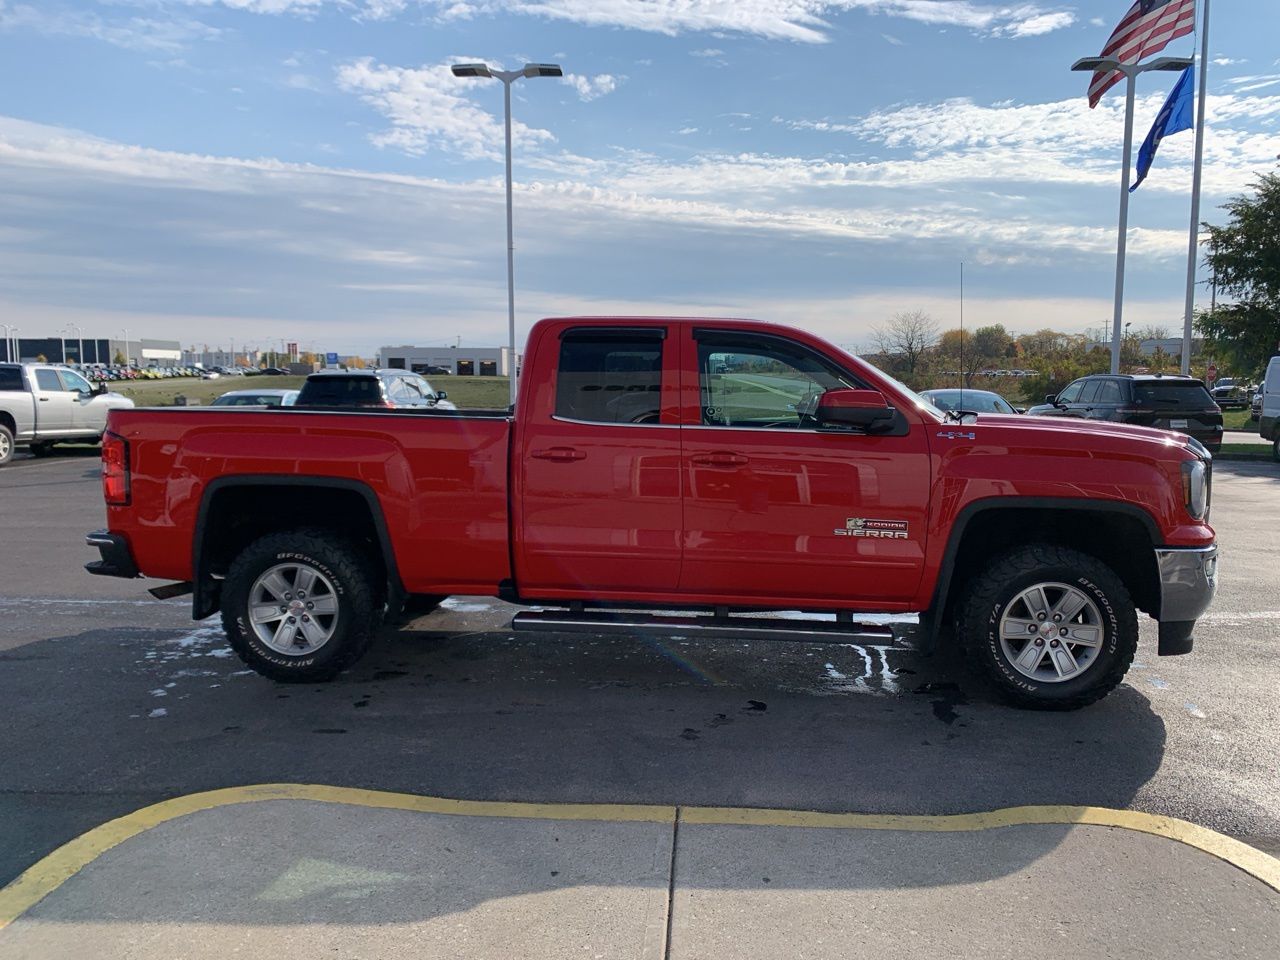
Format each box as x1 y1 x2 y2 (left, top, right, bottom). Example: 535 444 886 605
691 452 749 467
531 447 586 462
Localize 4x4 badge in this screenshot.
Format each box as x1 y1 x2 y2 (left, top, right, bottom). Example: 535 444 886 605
937 430 977 440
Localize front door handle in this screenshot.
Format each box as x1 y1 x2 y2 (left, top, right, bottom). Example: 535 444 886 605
38 397 49 402
531 447 586 462
691 452 749 467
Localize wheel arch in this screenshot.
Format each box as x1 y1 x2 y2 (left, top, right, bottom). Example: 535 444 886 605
192 475 405 620
925 498 1161 648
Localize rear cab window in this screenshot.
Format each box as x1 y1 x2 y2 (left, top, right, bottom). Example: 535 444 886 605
1134 381 1216 408
555 329 665 425
297 376 385 406
0 366 23 391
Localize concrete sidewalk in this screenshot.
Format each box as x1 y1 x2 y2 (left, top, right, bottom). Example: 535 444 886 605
2 790 1278 959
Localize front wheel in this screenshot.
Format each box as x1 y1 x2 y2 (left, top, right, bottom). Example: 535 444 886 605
221 529 383 682
959 544 1138 710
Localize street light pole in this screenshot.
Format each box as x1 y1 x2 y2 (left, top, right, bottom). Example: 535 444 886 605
1 323 12 363
118 329 129 367
1072 55 1194 376
451 61 563 407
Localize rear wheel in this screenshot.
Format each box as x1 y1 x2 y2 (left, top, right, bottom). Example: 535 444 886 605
221 529 382 682
0 424 13 466
959 543 1138 710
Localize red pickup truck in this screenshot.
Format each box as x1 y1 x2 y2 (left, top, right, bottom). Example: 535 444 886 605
86 317 1217 709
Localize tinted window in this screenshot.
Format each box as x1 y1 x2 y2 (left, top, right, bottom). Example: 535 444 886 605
1078 381 1101 404
697 336 855 428
212 394 285 406
296 376 385 406
1097 380 1123 403
1133 381 1216 407
556 332 664 424
35 369 64 392
0 367 22 391
1057 380 1085 404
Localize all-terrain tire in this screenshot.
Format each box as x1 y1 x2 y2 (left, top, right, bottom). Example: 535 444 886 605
959 543 1138 710
0 424 13 466
221 529 382 683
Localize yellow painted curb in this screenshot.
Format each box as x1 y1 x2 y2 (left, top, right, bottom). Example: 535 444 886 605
2 783 1278 931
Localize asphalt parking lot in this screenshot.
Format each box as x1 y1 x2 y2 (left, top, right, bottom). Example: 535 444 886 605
1 449 1279 953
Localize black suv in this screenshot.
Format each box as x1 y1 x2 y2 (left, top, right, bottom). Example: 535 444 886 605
1027 374 1222 453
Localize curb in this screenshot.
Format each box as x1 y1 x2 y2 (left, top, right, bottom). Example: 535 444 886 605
3 783 1280 930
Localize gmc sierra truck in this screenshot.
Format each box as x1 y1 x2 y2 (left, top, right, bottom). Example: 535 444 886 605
85 317 1218 709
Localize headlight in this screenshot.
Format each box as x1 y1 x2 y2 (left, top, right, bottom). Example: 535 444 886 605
1182 460 1209 521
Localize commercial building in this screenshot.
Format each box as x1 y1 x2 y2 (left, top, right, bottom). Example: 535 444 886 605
0 336 180 366
377 345 512 377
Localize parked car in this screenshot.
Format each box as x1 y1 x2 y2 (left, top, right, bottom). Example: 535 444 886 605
0 363 135 465
1259 357 1280 462
1026 374 1222 453
295 369 457 410
1251 390 1263 422
920 389 1021 415
1211 377 1248 410
88 316 1216 710
211 389 299 407
260 367 288 376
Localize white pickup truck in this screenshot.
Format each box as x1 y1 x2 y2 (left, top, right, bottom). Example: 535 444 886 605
0 363 135 466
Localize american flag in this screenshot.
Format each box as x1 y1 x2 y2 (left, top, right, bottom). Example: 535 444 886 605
1088 0 1197 107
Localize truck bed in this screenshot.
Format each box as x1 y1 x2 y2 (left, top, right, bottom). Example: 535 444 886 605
104 406 513 595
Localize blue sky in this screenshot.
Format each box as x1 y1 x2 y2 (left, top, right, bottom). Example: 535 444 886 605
0 1 1277 356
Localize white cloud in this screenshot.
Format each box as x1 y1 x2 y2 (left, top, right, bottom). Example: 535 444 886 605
0 2 221 53
881 32 903 46
690 47 725 57
438 1 1076 44
677 126 699 135
1212 57 1246 67
562 73 620 101
335 57 556 159
1225 74 1280 94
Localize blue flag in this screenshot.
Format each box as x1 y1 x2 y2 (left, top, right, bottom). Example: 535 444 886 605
1131 65 1195 192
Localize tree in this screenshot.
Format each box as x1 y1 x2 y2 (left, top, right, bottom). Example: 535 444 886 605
937 329 984 386
348 356 367 369
1195 171 1280 377
870 310 939 377
972 324 1013 361
113 350 126 364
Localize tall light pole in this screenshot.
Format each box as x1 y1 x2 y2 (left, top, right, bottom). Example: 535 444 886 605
1 323 14 363
117 328 130 367
451 60 563 406
1072 55 1193 375
66 324 85 364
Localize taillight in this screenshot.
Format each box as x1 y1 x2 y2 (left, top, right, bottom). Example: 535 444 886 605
102 432 130 506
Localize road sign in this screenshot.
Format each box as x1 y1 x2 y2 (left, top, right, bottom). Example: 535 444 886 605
325 352 339 365
1207 363 1217 384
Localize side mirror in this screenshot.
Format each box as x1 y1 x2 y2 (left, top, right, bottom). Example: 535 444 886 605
816 388 895 432
1044 393 1058 405
436 390 447 400
1014 406 1026 414
95 383 108 396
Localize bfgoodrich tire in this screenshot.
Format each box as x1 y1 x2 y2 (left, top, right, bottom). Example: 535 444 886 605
221 529 383 682
959 543 1138 710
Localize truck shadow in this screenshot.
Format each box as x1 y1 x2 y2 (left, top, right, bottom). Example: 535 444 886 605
0 609 1172 928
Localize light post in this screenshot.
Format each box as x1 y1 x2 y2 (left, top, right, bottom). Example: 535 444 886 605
66 324 85 364
1072 55 1193 375
451 60 563 406
1 323 14 363
117 328 130 367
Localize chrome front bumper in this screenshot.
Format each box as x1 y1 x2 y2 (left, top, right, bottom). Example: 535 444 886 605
1154 545 1218 655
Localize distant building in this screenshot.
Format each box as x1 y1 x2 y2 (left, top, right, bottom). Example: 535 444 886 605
1087 338 1203 357
1 335 179 365
377 345 511 376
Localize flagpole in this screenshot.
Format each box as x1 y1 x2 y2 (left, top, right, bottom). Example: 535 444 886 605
1181 0 1211 376
1110 68 1139 376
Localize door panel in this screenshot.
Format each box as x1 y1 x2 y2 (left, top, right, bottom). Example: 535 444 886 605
517 325 683 596
678 331 931 604
32 369 75 436
59 369 101 434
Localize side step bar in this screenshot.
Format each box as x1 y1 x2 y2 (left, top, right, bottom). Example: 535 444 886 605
511 610 895 643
